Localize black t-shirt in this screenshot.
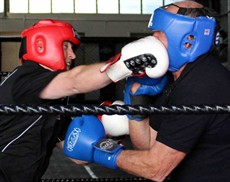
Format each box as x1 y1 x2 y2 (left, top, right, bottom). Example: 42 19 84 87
150 54 230 182
0 62 72 182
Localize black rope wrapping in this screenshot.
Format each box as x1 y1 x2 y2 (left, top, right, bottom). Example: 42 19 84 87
0 104 229 115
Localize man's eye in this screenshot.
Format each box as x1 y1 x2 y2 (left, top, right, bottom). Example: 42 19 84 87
63 45 68 50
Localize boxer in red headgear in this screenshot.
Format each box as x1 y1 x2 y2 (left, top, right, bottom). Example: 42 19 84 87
19 19 80 71
0 18 169 182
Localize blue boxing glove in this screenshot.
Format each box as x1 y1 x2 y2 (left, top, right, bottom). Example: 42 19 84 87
63 115 123 169
124 74 170 121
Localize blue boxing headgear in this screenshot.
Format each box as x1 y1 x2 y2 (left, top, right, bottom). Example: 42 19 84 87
148 4 216 72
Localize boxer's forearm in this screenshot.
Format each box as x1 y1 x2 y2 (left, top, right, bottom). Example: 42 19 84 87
116 142 186 182
128 118 154 150
40 62 111 99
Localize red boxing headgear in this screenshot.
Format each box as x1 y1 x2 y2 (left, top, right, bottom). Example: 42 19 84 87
19 19 81 71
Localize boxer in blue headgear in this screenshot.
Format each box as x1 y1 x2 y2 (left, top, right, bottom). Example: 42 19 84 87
148 3 218 72
72 2 230 182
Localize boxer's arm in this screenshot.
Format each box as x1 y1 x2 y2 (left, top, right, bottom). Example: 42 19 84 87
40 62 111 99
40 36 169 100
129 118 157 150
116 141 186 182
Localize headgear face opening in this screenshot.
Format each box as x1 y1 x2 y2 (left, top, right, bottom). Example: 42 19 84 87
148 6 216 72
19 19 81 71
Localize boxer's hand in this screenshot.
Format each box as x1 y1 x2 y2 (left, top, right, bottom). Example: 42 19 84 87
124 74 170 121
100 36 169 82
63 115 123 169
99 100 129 137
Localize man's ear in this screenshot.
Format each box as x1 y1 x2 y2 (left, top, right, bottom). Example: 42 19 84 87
35 38 45 53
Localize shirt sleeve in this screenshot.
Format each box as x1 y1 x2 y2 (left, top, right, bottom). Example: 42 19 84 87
13 69 61 104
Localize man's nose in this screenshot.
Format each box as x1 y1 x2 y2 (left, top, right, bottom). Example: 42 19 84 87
69 49 76 59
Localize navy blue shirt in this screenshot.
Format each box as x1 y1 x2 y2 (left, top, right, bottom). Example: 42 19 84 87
150 53 230 182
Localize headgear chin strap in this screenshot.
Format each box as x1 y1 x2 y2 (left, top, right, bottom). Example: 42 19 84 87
19 19 81 71
148 5 216 72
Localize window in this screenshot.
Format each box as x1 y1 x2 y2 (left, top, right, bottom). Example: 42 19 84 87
29 0 51 13
165 0 176 4
7 0 175 14
10 0 28 13
75 0 96 13
98 0 118 14
53 0 74 13
0 0 4 12
142 0 163 14
120 0 140 14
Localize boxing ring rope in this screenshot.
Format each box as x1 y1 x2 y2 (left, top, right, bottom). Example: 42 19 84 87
41 177 154 182
0 104 230 115
0 72 229 182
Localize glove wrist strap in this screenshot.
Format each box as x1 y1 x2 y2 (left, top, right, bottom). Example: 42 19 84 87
93 138 124 169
